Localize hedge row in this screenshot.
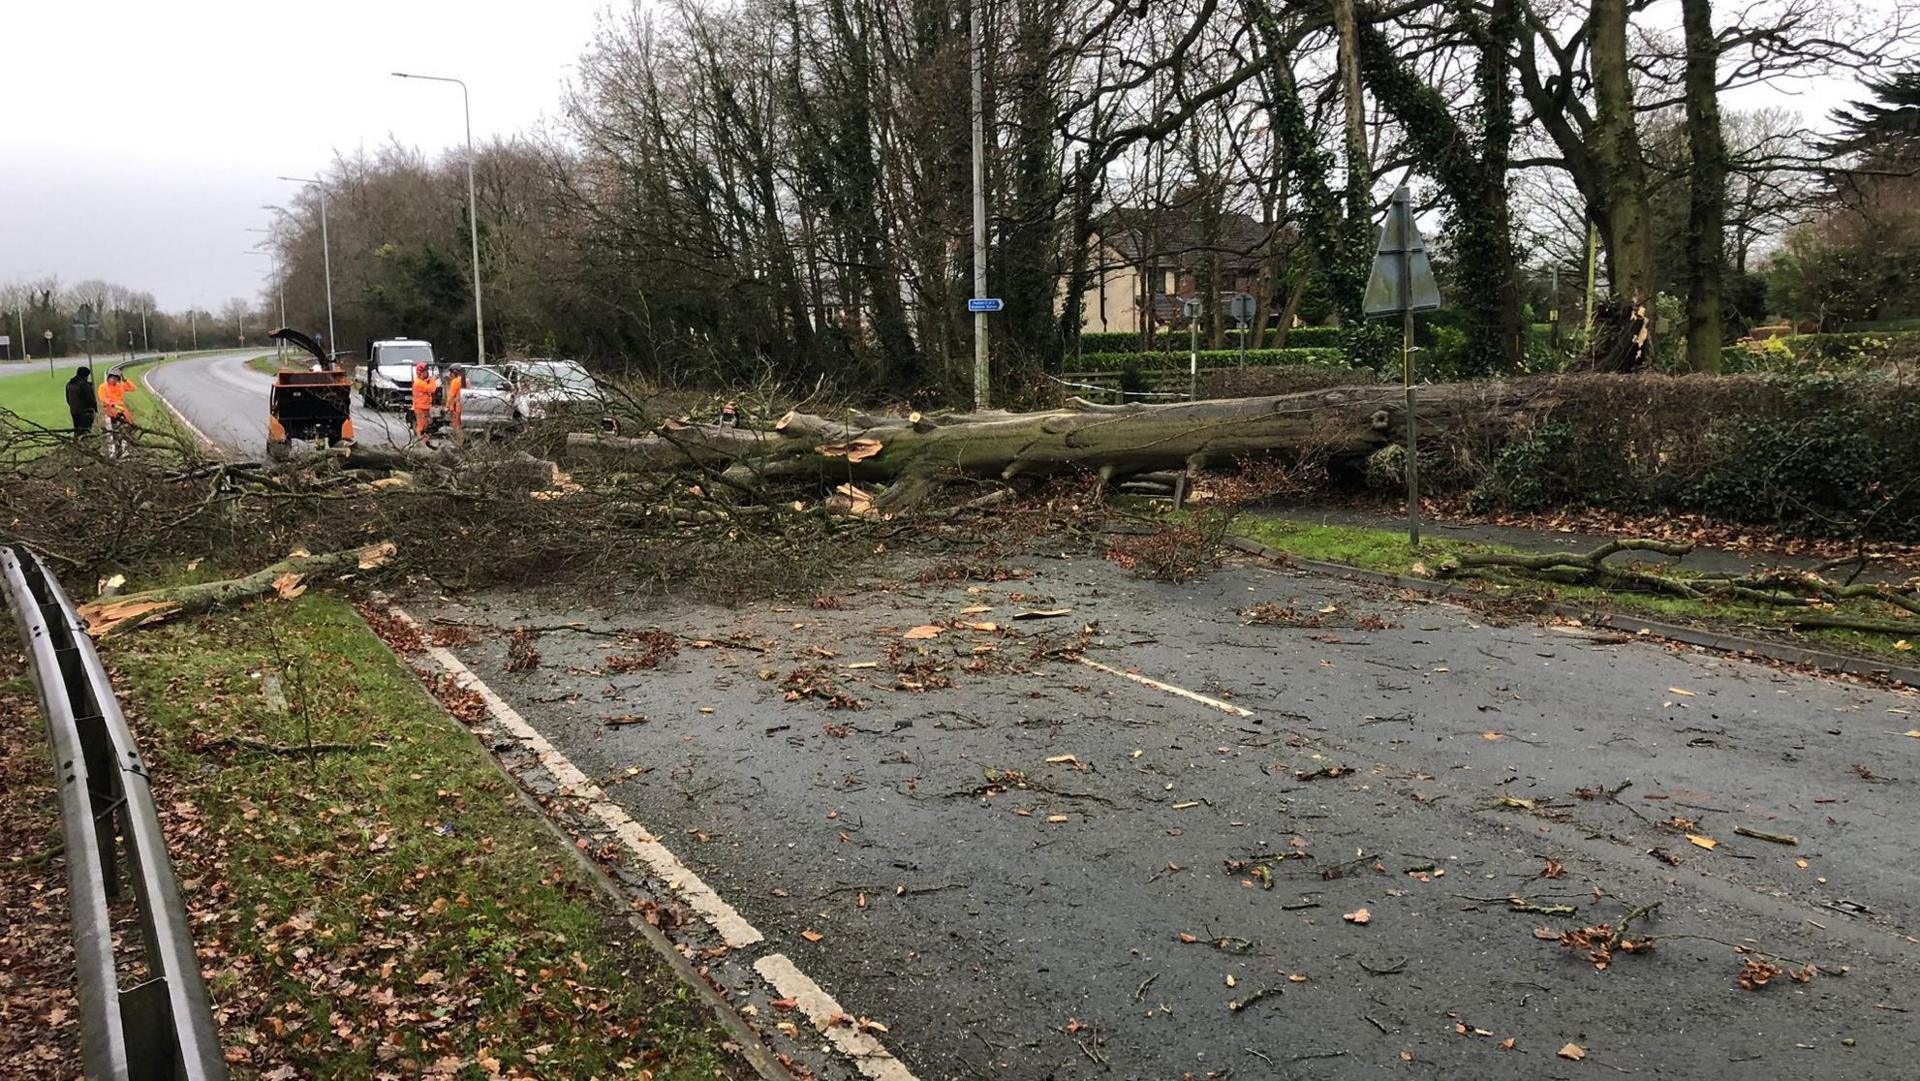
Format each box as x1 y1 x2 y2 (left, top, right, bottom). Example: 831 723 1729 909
1720 328 1920 372
1460 373 1920 539
1071 347 1348 373
1075 326 1345 353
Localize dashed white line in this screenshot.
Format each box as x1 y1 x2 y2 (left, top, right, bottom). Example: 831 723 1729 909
1074 655 1254 716
754 954 921 1081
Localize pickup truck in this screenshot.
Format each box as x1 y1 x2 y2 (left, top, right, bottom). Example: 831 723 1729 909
360 338 436 410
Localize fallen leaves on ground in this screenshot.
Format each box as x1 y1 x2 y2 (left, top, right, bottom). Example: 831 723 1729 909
1559 1042 1587 1061
1343 908 1371 925
1738 959 1784 990
0 679 83 1076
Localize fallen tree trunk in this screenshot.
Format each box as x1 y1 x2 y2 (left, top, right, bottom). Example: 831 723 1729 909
76 542 396 636
568 380 1558 509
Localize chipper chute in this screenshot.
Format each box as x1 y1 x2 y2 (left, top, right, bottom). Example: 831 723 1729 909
265 327 354 461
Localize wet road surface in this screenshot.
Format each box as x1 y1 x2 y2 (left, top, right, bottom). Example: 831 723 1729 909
145 351 416 455
415 552 1920 1080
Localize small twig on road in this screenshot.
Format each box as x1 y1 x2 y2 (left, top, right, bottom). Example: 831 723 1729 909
1358 957 1408 976
1228 986 1282 1012
1365 1015 1392 1034
1245 1047 1275 1066
1293 1050 1351 1062
1733 825 1799 846
1133 973 1158 1003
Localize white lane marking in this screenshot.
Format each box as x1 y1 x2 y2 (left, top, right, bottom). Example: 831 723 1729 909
1074 655 1254 717
388 605 765 948
754 954 922 1081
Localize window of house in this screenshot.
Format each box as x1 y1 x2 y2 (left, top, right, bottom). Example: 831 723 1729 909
1163 270 1176 295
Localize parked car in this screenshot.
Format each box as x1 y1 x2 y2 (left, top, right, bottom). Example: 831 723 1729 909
500 359 607 423
360 338 436 410
444 364 520 429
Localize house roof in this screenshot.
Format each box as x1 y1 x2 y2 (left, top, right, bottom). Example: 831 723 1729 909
1096 204 1288 267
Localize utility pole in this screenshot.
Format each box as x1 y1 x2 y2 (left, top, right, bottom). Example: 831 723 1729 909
190 307 198 351
969 0 989 411
394 72 487 368
139 304 149 352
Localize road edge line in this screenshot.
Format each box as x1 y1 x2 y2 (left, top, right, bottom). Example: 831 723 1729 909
391 606 765 948
1075 655 1254 716
138 355 218 454
754 954 919 1081
383 604 925 1081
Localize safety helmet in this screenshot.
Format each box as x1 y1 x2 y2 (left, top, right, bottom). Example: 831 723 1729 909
415 363 430 376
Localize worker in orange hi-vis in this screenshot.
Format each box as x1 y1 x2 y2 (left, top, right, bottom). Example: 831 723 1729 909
98 372 136 423
409 363 438 442
445 365 466 443
97 372 138 457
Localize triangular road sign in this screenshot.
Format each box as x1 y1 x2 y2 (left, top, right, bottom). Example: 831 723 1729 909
1364 185 1441 318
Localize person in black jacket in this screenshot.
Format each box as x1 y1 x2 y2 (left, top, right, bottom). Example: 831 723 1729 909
65 366 95 434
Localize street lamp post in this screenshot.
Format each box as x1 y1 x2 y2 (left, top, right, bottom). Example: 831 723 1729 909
393 71 486 369
273 182 336 362
246 229 287 364
245 247 286 363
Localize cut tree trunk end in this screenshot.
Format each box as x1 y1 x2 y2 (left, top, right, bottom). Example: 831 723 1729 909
76 542 396 636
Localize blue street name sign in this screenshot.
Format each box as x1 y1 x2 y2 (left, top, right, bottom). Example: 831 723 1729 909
967 298 1004 313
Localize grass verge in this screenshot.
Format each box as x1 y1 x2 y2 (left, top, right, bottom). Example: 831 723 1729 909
84 593 747 1079
1229 513 1918 663
0 355 191 446
247 353 285 376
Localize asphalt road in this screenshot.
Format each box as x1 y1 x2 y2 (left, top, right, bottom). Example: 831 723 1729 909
144 350 416 456
415 553 1920 1080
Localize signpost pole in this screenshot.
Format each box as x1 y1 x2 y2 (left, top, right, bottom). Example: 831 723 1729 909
1363 185 1438 549
44 329 55 380
1189 318 1198 401
1402 236 1419 547
970 0 990 411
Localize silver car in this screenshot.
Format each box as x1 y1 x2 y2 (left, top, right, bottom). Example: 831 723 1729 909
450 359 607 429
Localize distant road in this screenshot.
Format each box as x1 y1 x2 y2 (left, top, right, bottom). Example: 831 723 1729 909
144 351 415 457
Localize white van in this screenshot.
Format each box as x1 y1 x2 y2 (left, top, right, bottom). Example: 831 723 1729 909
361 339 436 410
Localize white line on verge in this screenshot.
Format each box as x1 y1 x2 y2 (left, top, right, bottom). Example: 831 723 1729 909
1074 655 1254 717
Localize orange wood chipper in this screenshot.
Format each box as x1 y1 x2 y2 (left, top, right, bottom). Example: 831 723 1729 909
265 328 354 460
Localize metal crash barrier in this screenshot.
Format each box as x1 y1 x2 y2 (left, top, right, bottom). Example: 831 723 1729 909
1 545 226 1080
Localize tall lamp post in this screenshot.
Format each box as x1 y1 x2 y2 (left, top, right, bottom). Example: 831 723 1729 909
393 71 486 369
273 183 336 362
244 243 286 364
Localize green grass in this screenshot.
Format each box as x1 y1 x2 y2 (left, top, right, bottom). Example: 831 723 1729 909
102 594 744 1079
0 366 73 429
1229 513 1917 662
1 355 184 431
247 353 286 376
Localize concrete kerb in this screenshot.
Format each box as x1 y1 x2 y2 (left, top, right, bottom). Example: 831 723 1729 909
1222 535 1920 690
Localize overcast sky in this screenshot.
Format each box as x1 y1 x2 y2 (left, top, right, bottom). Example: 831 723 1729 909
0 0 612 310
0 1 1881 312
